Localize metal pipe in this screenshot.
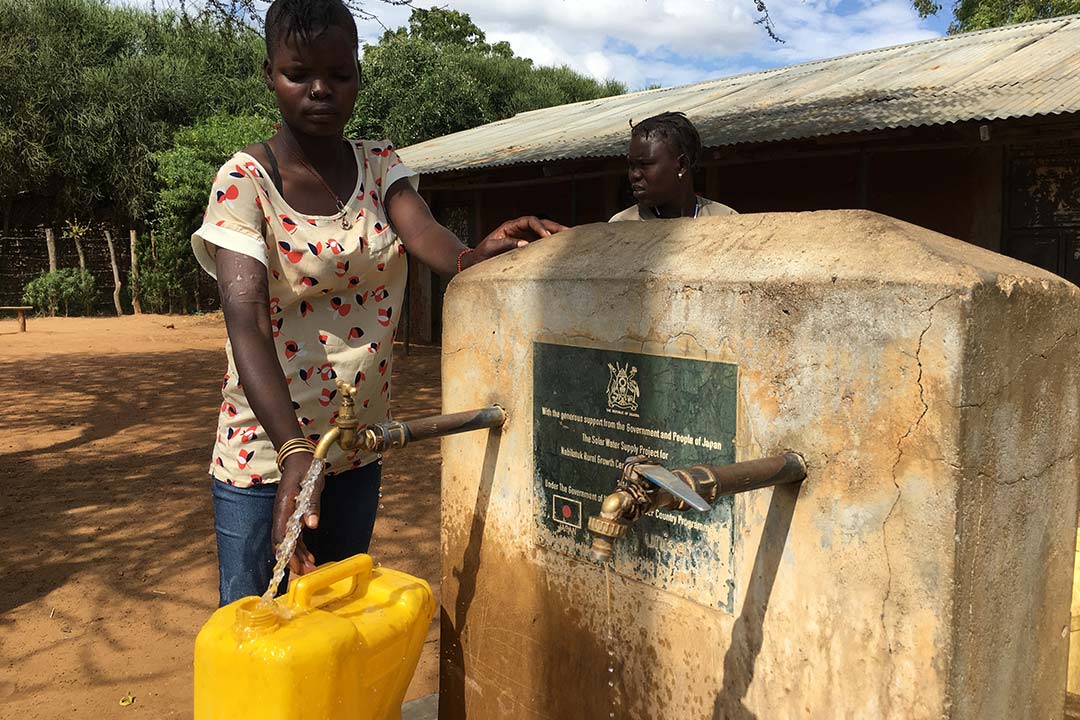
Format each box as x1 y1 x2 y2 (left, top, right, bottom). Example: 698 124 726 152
670 452 806 509
363 406 507 453
312 380 507 458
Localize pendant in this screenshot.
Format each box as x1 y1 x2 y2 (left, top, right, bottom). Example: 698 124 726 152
336 200 352 231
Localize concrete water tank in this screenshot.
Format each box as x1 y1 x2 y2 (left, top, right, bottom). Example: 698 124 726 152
438 210 1080 719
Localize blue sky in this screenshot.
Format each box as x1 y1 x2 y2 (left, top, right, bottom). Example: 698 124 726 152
357 0 955 90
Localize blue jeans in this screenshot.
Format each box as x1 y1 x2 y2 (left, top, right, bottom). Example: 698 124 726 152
211 462 382 606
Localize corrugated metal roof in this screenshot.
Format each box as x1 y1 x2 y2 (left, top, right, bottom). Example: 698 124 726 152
399 15 1080 174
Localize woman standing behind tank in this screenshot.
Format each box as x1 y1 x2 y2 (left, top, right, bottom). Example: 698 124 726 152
610 111 737 222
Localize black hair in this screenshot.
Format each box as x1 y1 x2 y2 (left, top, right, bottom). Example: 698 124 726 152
630 111 703 170
264 0 358 58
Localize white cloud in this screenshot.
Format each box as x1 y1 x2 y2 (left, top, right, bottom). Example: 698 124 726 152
766 0 940 65
121 0 943 90
449 0 760 56
354 0 941 90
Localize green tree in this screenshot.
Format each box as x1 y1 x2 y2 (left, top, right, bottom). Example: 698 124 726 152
0 0 274 313
144 114 275 313
0 0 100 215
353 8 625 146
402 6 494 48
2 0 626 314
201 0 415 28
0 0 269 225
915 0 1080 32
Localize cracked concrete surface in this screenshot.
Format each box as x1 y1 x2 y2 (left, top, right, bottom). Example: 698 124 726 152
437 210 1080 720
996 451 1077 487
881 290 962 660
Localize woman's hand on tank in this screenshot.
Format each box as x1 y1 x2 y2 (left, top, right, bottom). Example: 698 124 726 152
466 216 568 268
272 453 321 576
385 180 567 275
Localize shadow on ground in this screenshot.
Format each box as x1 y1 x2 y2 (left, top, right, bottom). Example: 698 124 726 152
0 340 444 718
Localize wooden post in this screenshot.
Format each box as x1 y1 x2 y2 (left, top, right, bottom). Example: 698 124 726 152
105 229 123 316
18 308 26 332
45 227 57 272
129 228 142 314
73 232 86 271
66 222 92 315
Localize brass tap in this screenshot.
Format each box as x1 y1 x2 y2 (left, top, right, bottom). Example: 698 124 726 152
587 452 807 563
313 381 360 460
587 456 705 562
585 488 637 563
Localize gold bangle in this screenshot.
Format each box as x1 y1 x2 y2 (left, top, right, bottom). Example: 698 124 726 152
276 438 316 470
276 438 314 458
276 437 312 455
277 447 313 471
278 445 314 468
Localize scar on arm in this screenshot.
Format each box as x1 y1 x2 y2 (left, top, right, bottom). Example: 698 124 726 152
216 250 269 306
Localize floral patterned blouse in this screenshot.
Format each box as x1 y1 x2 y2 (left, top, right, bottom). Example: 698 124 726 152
191 139 416 488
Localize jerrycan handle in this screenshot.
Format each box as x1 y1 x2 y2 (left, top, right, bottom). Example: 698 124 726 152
291 554 374 611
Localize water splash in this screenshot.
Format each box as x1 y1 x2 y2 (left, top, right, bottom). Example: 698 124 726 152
260 458 326 605
604 564 618 717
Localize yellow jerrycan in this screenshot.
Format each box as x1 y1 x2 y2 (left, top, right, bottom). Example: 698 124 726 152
194 554 435 720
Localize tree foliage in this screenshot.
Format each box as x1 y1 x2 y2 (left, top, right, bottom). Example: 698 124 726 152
0 0 269 224
201 0 415 28
0 0 627 313
352 8 625 146
915 0 1080 32
143 114 275 313
0 0 623 229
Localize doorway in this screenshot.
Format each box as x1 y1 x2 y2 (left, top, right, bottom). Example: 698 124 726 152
1004 144 1080 287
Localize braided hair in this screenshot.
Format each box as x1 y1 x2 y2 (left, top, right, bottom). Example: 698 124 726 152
630 112 703 170
264 0 358 58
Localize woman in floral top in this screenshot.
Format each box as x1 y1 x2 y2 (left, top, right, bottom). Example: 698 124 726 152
192 0 563 604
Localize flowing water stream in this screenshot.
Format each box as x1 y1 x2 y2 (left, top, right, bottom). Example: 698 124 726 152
605 564 617 718
260 458 327 605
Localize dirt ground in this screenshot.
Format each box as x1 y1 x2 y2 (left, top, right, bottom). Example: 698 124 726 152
0 313 443 719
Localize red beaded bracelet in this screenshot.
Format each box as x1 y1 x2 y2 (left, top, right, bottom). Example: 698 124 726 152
456 248 474 273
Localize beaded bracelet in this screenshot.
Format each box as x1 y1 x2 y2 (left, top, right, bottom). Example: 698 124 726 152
456 247 474 273
276 438 316 471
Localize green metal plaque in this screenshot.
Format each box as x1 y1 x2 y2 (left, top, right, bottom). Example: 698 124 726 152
533 341 738 611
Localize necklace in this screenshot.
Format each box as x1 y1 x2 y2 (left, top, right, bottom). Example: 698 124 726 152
653 197 700 219
281 136 353 230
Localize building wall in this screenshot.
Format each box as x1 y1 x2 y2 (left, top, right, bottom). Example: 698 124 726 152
708 146 1004 253
468 176 614 232
712 153 860 215
868 147 1003 252
404 118 1077 343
